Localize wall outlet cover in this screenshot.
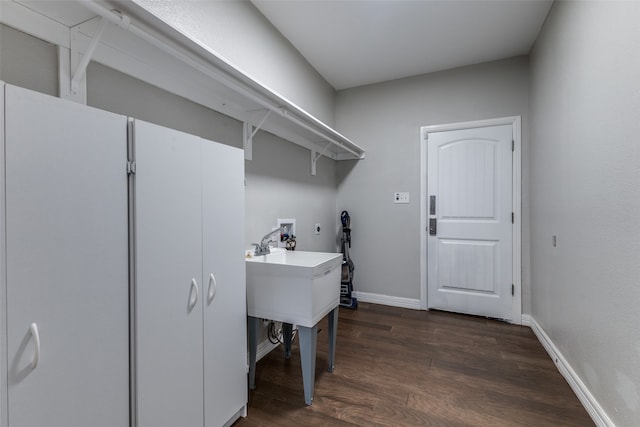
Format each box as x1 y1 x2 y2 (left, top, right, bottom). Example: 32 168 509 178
394 192 410 204
277 218 296 248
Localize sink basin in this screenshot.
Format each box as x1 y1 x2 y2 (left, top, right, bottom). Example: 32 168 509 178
246 250 342 327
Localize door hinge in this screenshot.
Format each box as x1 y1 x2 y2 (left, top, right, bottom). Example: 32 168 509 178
127 161 136 175
512 284 515 296
511 212 515 224
512 140 515 152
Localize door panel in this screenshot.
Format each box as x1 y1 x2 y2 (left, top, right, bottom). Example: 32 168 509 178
428 125 512 320
439 139 497 219
202 141 247 426
5 85 129 426
437 239 497 293
133 120 204 427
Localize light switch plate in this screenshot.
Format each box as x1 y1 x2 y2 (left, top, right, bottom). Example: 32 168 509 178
394 192 410 204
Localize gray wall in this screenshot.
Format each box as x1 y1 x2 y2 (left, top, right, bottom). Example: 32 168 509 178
0 23 340 353
529 2 640 425
87 61 338 253
0 25 57 97
245 131 338 253
242 129 339 347
335 57 530 308
132 0 337 126
87 62 243 148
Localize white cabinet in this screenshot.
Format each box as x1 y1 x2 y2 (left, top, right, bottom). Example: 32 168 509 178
132 120 247 427
1 83 130 426
133 120 204 426
202 140 248 426
0 84 246 427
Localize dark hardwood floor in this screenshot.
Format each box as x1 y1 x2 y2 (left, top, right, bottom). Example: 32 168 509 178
234 303 593 426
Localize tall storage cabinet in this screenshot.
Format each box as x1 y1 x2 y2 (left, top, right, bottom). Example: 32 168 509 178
133 120 205 426
0 84 246 427
1 84 130 426
132 119 247 427
202 139 247 427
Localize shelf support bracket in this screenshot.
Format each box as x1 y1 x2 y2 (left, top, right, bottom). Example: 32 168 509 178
311 143 332 176
243 122 252 161
70 16 109 96
243 110 272 160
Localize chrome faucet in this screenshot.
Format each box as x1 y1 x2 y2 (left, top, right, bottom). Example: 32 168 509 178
253 227 282 256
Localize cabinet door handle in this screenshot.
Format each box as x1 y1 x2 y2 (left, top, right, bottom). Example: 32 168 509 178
29 323 40 370
208 273 217 304
188 278 199 310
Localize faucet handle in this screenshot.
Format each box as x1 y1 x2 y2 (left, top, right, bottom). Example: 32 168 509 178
252 243 269 256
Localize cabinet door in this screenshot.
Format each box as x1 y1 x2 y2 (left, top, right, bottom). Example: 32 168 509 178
202 141 247 426
4 85 129 426
133 120 204 427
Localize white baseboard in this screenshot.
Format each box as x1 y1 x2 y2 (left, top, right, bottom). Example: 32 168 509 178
246 334 282 366
222 405 246 426
256 337 280 362
526 316 614 427
352 291 421 310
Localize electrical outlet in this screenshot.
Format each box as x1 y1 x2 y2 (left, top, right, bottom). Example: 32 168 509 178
394 192 410 204
314 223 321 235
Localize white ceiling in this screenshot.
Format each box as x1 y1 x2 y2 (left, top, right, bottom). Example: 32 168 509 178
252 0 553 90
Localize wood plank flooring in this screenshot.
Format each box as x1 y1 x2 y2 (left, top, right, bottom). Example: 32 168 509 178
233 303 594 427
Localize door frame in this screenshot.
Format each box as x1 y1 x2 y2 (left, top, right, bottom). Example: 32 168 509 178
419 116 522 324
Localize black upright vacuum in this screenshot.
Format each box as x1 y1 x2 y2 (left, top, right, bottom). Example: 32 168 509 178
340 210 357 309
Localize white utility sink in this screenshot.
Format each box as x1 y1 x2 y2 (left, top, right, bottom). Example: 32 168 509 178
246 249 342 327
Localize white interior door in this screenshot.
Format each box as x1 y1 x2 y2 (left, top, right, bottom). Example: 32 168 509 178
4 84 129 426
427 124 513 320
133 120 204 427
202 141 247 426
